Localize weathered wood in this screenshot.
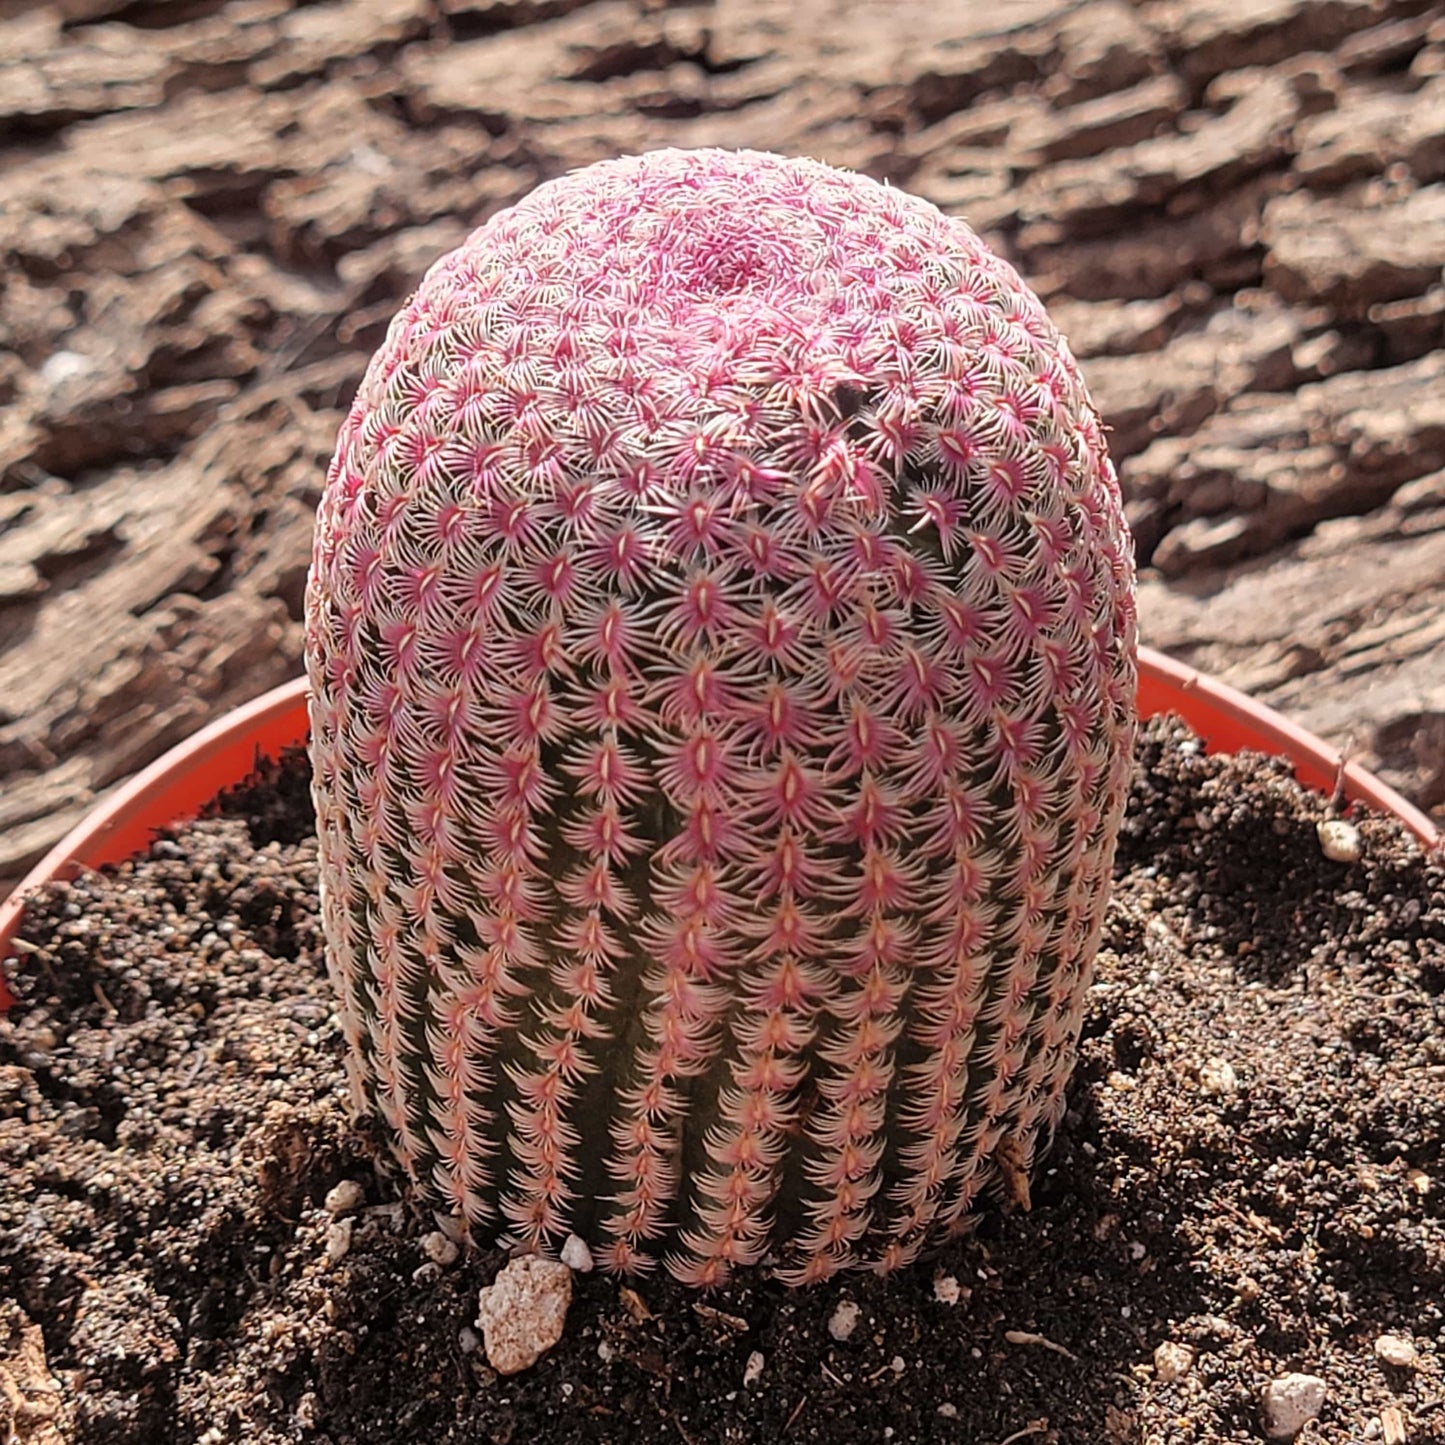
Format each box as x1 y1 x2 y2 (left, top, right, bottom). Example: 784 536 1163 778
2 0 1443 894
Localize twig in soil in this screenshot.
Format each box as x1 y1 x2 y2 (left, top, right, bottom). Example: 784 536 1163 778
93 981 116 1016
1329 734 1355 810
1214 1197 1283 1243
1003 1330 1079 1362
620 1286 654 1324
784 1395 807 1433
994 1134 1034 1211
691 1302 749 1333
998 1421 1050 1445
7 935 60 989
667 1410 701 1445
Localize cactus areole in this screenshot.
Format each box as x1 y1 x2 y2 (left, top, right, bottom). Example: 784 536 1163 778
305 148 1137 1286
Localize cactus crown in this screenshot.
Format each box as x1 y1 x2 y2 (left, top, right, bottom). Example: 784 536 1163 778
306 147 1137 1286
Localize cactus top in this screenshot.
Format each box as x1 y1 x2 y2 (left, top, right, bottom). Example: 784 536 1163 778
307 148 1137 1286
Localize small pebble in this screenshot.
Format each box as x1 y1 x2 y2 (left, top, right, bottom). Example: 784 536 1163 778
933 1274 962 1305
938 1403 958 1419
423 1231 460 1267
561 1233 594 1273
1262 1372 1327 1440
1199 1057 1238 1096
743 1351 765 1386
1317 819 1362 864
890 1355 906 1374
1375 1334 1418 1369
476 1256 572 1375
324 1180 365 1216
828 1300 861 1342
1381 1405 1408 1445
324 1217 353 1266
1154 1340 1194 1383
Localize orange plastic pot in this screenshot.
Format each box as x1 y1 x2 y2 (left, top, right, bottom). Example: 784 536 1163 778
1 648 1439 1009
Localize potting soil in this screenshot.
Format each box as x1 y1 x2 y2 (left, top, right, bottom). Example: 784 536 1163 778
1 718 1442 1444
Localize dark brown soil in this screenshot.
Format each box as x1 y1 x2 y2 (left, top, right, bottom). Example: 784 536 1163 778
2 719 1443 1445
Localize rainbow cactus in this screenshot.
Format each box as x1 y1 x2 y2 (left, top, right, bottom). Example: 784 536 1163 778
304 148 1137 1286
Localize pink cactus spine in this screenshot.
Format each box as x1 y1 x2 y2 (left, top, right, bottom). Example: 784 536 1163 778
305 147 1137 1286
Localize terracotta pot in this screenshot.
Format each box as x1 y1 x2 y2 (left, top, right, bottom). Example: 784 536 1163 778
1 649 1438 1008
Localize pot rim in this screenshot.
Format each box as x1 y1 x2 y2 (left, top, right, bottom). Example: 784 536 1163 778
2 647 1439 996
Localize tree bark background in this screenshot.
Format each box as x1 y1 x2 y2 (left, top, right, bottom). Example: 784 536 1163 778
2 0 1443 893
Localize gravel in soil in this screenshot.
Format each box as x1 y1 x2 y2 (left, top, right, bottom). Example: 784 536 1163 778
1 718 1443 1445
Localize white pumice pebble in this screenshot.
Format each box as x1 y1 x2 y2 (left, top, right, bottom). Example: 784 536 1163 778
323 1180 365 1215
1375 1334 1418 1368
476 1257 572 1375
828 1300 861 1342
423 1231 460 1267
1317 819 1362 864
743 1351 765 1386
561 1234 594 1273
1262 1373 1327 1439
1154 1340 1194 1383
324 1217 353 1266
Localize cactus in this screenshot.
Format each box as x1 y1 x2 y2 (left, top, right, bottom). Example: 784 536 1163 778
305 148 1137 1286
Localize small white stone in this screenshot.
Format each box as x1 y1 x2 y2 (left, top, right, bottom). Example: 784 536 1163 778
938 1403 958 1419
1153 1340 1194 1384
423 1231 460 1267
1199 1058 1238 1096
324 1217 353 1266
828 1300 861 1342
933 1274 961 1305
324 1179 365 1215
561 1233 594 1273
1262 1373 1327 1440
743 1351 765 1386
890 1355 906 1374
1317 819 1362 864
597 1339 615 1362
41 350 92 386
1375 1334 1418 1369
476 1257 573 1375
